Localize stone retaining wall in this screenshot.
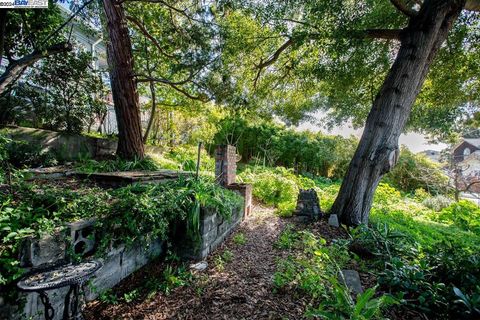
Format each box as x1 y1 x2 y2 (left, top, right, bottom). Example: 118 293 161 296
0 217 164 320
5 126 117 160
178 203 244 260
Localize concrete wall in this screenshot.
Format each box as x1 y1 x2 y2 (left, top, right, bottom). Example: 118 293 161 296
1 202 244 320
5 126 117 160
0 219 164 320
178 204 244 260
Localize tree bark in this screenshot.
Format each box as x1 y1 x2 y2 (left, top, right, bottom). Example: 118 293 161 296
102 0 144 159
331 0 465 226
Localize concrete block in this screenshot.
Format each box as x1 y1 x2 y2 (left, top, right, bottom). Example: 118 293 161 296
68 218 97 257
202 228 218 247
21 232 66 268
328 214 340 227
190 261 208 272
200 213 216 234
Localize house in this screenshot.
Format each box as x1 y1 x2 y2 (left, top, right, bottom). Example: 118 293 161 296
452 138 480 193
453 138 480 163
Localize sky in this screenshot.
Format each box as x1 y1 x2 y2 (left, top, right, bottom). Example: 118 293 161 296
296 112 447 153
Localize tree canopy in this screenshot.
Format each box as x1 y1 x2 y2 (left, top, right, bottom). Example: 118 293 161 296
207 0 479 137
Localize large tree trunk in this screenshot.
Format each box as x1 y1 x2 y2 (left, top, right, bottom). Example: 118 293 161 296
102 0 144 159
331 0 465 226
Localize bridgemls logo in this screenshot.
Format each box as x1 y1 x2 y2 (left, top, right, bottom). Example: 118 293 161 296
0 0 48 8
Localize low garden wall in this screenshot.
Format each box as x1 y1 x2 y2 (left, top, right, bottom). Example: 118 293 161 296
5 126 117 160
0 218 164 320
1 202 244 320
178 202 244 259
4 126 165 161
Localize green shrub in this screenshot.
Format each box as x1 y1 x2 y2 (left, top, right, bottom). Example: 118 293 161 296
0 133 58 173
75 157 159 173
0 184 110 285
373 183 402 206
165 145 215 172
0 177 241 289
383 147 448 195
274 228 396 319
6 140 58 168
413 188 430 201
306 283 397 320
232 233 247 245
238 166 316 216
433 200 480 233
212 116 357 179
351 222 480 318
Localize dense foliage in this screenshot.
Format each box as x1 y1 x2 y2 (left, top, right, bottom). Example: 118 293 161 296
270 179 480 318
274 227 397 319
0 174 241 288
383 147 449 195
213 116 357 179
238 166 316 216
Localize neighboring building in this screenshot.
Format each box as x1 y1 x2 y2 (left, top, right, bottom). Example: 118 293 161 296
453 138 480 163
452 138 480 194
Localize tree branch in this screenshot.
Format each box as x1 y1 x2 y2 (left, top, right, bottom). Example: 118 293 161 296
170 83 209 102
254 38 294 88
465 0 480 11
126 15 176 59
124 0 210 25
390 0 418 17
363 28 403 40
135 72 194 85
40 0 94 47
0 42 73 94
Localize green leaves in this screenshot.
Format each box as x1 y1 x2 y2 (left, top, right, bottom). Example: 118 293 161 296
0 174 240 289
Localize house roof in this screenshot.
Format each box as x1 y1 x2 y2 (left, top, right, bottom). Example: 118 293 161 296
464 138 480 148
454 138 480 152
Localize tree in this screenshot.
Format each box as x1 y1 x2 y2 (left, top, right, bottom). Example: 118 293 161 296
99 0 216 158
100 0 144 159
0 1 96 95
28 50 107 133
218 0 480 226
331 0 478 226
0 51 107 132
383 146 449 195
442 146 480 201
125 2 215 144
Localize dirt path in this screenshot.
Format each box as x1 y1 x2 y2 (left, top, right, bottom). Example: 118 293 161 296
85 203 307 320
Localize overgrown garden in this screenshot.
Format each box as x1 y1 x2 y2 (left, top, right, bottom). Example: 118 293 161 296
1 0 480 319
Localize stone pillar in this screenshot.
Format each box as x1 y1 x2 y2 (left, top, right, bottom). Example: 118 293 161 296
215 145 237 187
227 183 253 218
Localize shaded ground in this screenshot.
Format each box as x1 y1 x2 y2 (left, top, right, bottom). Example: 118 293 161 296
85 203 308 319
84 204 423 320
